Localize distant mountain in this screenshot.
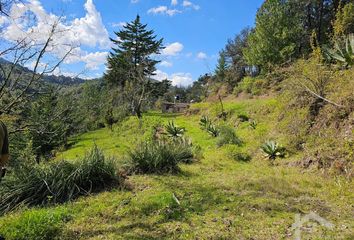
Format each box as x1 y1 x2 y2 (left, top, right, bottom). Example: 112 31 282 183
0 58 88 86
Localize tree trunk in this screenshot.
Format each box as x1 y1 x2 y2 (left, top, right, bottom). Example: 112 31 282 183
317 0 324 44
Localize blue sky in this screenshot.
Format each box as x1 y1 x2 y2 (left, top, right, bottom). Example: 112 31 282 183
1 0 263 85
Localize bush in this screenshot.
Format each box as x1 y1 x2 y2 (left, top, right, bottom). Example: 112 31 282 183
0 208 70 240
206 123 220 137
217 126 242 147
199 116 212 129
199 116 219 137
0 146 122 215
233 77 264 95
128 140 194 174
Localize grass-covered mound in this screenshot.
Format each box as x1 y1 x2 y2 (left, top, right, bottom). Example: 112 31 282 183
0 146 123 215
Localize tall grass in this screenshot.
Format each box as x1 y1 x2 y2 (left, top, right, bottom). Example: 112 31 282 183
217 126 242 147
0 146 122 215
128 140 194 174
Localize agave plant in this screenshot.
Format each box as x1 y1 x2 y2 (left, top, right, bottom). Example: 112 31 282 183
324 34 354 67
249 120 257 130
165 121 185 139
260 140 285 163
199 116 211 129
207 124 220 137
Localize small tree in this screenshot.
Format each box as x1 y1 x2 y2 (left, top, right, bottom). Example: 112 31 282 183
215 51 228 82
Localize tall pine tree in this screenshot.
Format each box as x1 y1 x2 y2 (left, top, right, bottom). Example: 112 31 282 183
105 15 164 118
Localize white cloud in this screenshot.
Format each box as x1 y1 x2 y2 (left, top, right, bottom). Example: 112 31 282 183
70 0 110 49
182 0 200 10
197 52 207 59
162 42 184 56
153 69 169 81
147 6 181 16
111 21 126 28
170 72 194 86
171 0 178 6
153 70 194 86
160 61 173 67
0 0 110 71
80 51 108 70
131 0 139 3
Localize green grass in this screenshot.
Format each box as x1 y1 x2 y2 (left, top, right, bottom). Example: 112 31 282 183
1 98 353 239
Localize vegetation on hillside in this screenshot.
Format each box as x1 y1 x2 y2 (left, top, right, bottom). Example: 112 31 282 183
0 0 353 239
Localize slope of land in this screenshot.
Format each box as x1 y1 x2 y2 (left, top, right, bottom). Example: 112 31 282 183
0 98 353 239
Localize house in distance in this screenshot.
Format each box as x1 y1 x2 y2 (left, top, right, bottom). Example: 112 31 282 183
161 102 190 113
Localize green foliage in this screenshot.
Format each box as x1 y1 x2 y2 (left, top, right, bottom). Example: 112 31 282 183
0 208 70 240
226 146 251 162
217 126 242 147
199 115 212 129
165 121 185 139
105 15 164 118
260 140 286 162
234 77 264 95
199 116 219 137
206 123 219 137
224 27 252 84
215 51 229 82
128 140 194 174
249 120 257 129
333 2 354 38
243 0 302 70
325 34 354 67
0 146 121 215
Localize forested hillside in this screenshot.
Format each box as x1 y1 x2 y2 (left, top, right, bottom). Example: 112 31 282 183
0 0 353 239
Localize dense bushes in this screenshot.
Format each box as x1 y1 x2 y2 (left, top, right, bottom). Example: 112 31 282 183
0 146 122 215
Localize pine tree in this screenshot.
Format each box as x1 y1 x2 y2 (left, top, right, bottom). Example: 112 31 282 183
105 15 164 118
215 51 228 82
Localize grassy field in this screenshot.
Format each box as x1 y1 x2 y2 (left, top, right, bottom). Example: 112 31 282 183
0 98 353 239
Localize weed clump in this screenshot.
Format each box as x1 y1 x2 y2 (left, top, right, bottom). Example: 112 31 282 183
0 145 122 215
217 126 242 147
200 116 220 137
128 140 194 174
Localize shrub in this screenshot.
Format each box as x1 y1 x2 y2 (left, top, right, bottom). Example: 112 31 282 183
128 141 194 174
0 146 122 215
233 77 264 95
199 116 212 129
249 120 257 129
0 208 70 240
261 141 286 163
199 116 220 137
206 124 220 137
165 121 185 139
217 126 242 147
